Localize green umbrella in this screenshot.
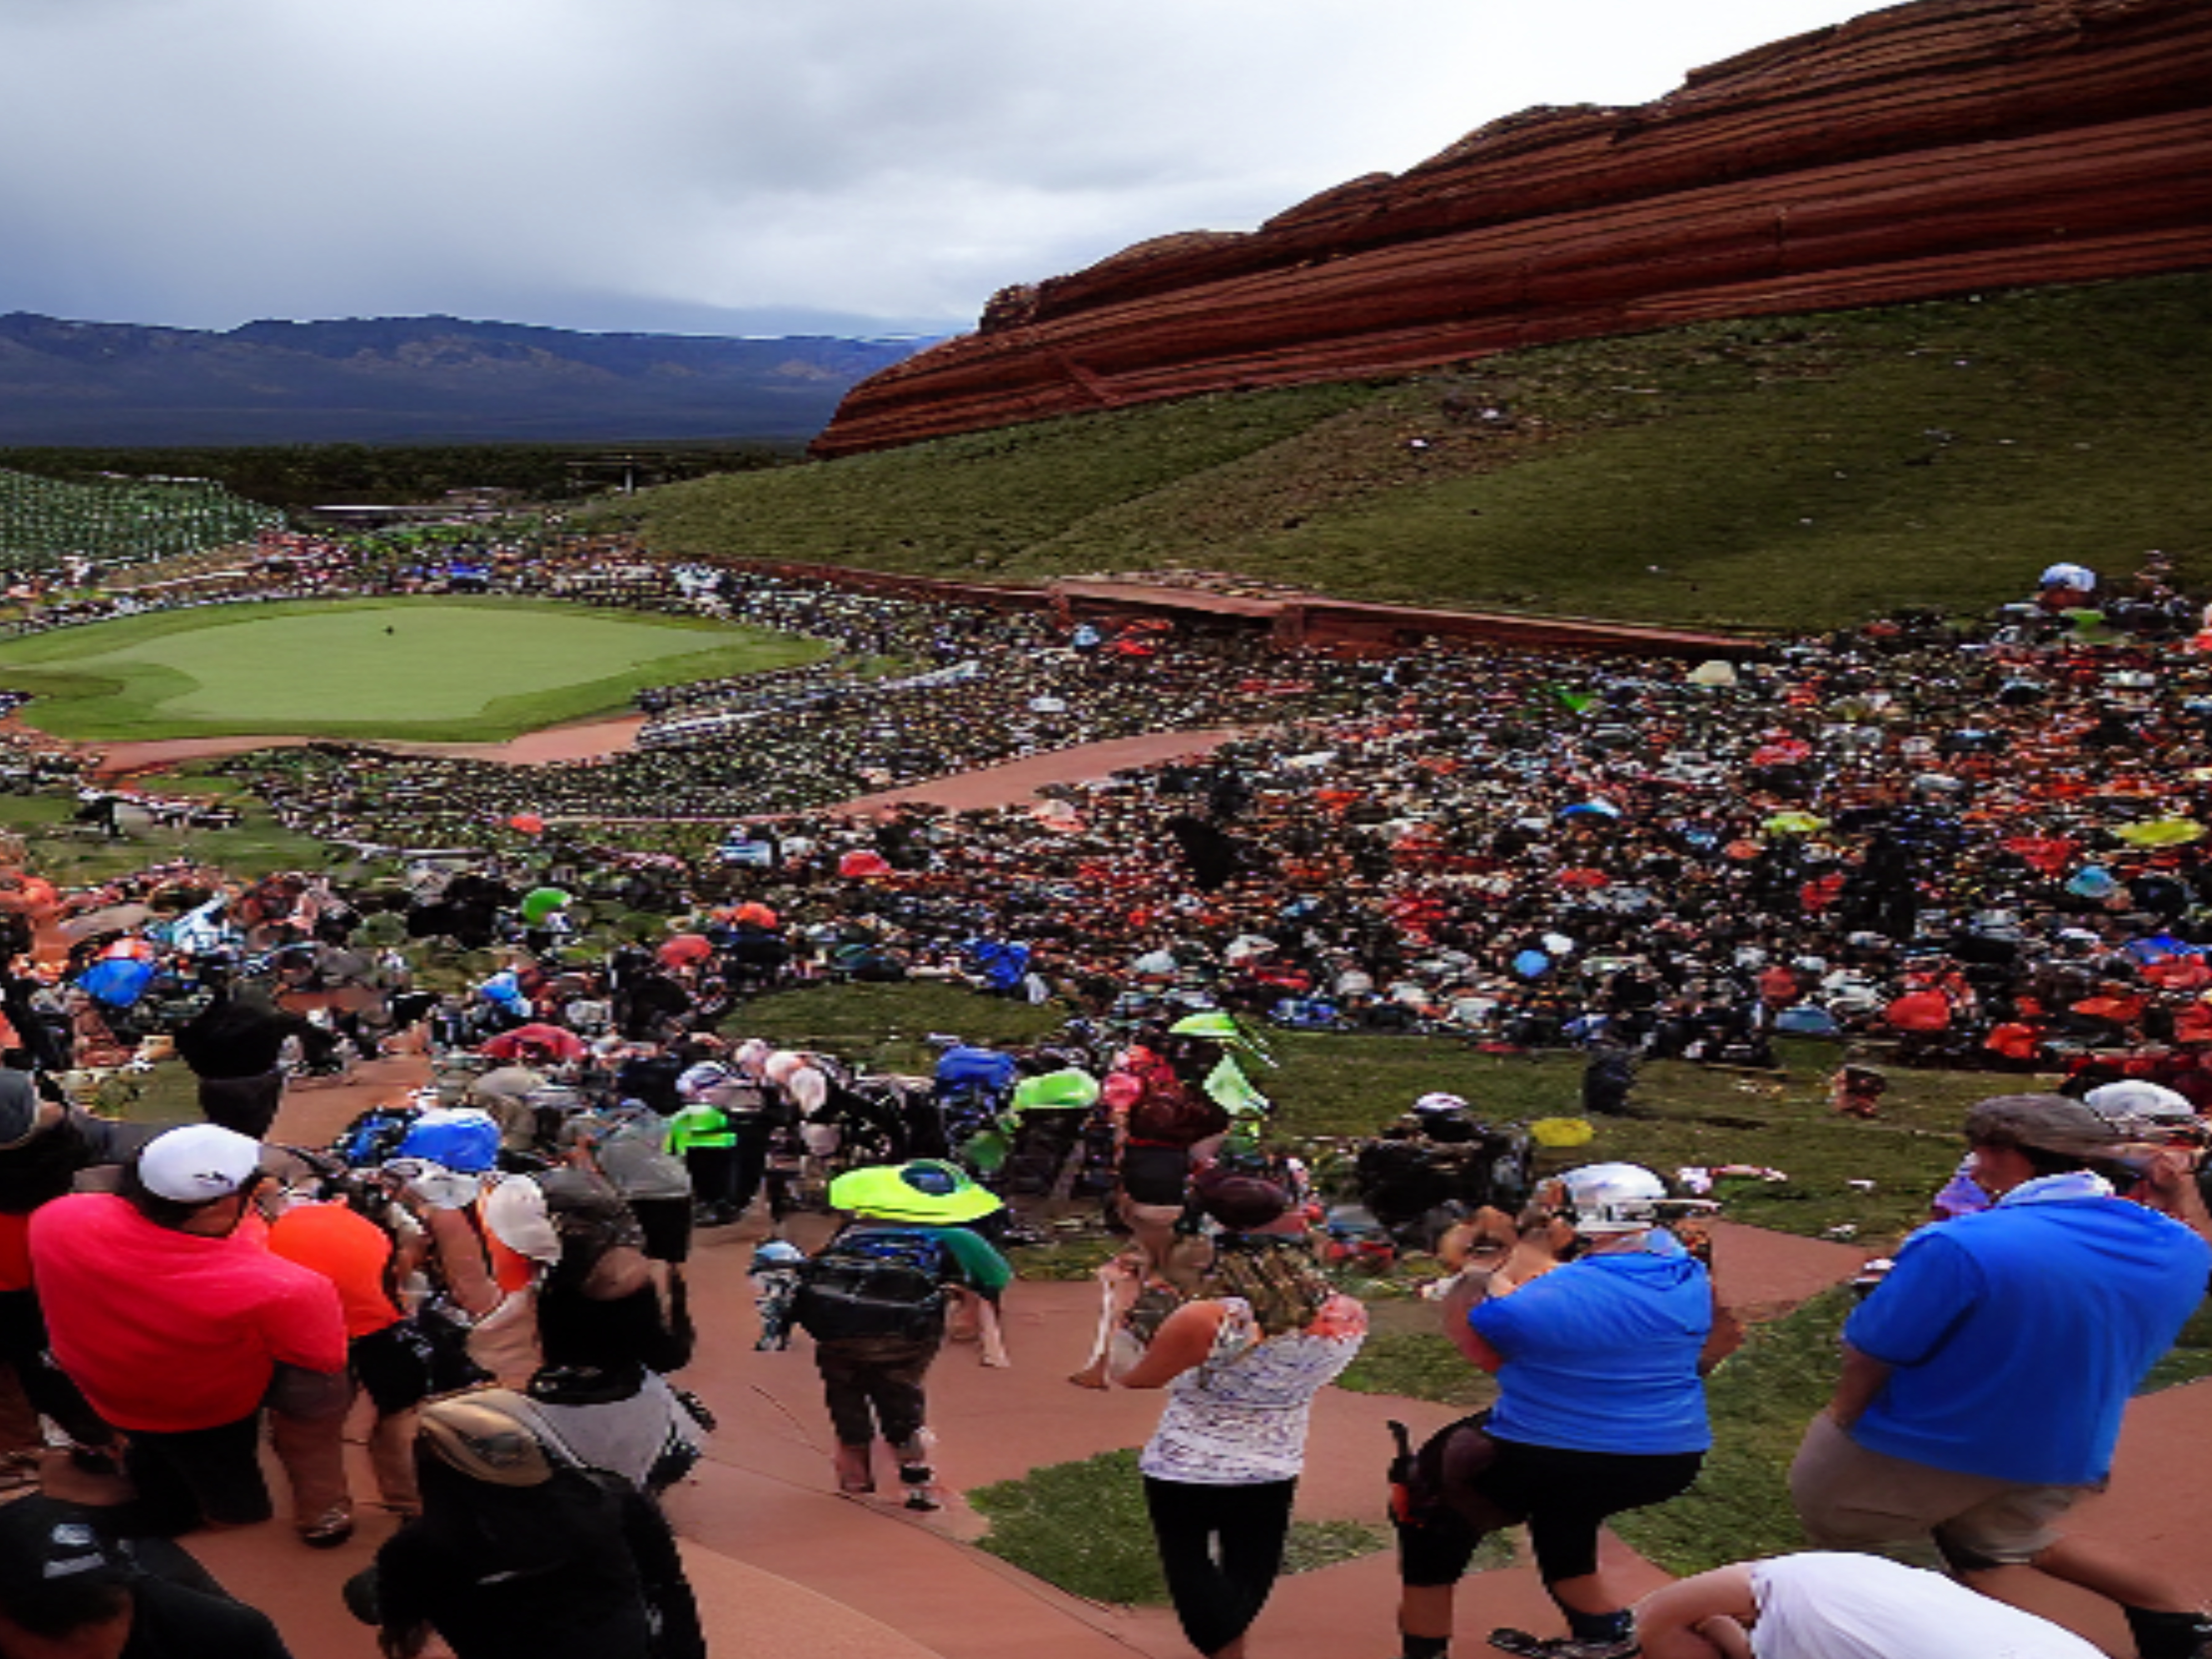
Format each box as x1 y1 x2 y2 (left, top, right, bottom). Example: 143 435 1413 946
1010 1069 1100 1114
2114 818 2205 848
519 886 573 925
1762 812 1828 836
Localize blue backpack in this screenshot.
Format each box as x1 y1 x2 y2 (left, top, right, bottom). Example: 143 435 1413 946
935 1047 1019 1100
792 1228 950 1342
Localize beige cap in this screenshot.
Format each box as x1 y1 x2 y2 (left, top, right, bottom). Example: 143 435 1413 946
417 1391 555 1488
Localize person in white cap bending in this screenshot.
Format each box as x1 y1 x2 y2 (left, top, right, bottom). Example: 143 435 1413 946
27 1123 353 1546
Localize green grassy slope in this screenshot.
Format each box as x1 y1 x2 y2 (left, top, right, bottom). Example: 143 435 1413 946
0 597 827 741
620 273 2212 632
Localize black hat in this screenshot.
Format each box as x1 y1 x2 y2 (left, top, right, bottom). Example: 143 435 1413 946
0 1499 131 1635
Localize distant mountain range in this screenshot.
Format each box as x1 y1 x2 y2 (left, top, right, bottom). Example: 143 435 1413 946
0 314 931 447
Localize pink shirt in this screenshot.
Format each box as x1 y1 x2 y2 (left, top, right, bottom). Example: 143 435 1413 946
29 1192 346 1433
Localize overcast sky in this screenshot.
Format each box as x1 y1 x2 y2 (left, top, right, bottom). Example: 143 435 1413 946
1 0 1878 340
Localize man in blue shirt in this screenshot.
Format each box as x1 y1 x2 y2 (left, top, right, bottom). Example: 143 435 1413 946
1791 1093 2212 1659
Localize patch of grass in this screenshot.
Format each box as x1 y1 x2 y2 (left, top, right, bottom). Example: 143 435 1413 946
970 1447 1403 1604
1335 1328 1499 1410
618 382 1379 583
1007 1234 1125 1283
0 790 346 887
730 981 1070 1076
0 597 827 742
969 1449 1179 1604
1609 1288 1850 1574
1271 1033 1980 1249
1280 1518 1394 1576
620 273 2211 631
2142 1298 2212 1394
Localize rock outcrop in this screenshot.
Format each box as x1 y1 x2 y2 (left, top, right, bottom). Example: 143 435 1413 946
815 0 2212 458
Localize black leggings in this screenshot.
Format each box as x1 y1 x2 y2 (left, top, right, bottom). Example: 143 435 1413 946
1143 1474 1296 1657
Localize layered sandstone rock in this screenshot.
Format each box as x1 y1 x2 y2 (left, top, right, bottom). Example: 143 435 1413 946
815 0 2212 458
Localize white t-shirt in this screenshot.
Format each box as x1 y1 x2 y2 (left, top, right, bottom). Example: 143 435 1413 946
1751 1554 2103 1659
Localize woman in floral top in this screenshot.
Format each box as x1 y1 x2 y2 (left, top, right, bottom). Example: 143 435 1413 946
1113 1166 1367 1658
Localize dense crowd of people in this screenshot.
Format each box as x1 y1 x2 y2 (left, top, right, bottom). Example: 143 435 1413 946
0 542 2208 1657
201 570 2212 1101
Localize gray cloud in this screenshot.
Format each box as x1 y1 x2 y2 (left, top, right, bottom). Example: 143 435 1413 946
0 0 1871 335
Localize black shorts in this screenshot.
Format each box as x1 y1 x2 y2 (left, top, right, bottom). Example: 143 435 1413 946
1120 1143 1191 1207
124 1414 270 1534
1394 1423 1702 1588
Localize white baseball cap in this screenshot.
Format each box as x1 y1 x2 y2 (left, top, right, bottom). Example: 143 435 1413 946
138 1124 265 1204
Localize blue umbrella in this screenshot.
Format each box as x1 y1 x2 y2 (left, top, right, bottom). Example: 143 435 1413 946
79 957 155 1008
1774 1005 1841 1037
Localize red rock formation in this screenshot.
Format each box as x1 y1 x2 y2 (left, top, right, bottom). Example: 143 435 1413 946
816 0 2212 457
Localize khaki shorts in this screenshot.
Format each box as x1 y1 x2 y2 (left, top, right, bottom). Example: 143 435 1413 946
1789 1410 2093 1568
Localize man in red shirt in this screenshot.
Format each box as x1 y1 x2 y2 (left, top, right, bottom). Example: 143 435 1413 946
29 1124 352 1544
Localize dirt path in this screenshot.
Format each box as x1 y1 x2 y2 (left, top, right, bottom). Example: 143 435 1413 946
74 714 646 780
837 727 1248 815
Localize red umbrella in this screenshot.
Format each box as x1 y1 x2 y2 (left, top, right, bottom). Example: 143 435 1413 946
508 813 546 836
478 1024 588 1063
2144 958 2212 991
2072 993 2147 1025
2004 835 2079 876
838 850 892 879
728 902 779 930
658 933 714 969
1884 991 1952 1033
1557 868 1611 889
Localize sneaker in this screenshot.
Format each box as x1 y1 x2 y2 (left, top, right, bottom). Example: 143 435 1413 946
298 1505 356 1550
1487 1630 1638 1659
898 1462 942 1512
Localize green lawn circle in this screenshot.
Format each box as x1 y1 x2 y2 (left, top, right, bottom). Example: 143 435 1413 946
0 597 830 742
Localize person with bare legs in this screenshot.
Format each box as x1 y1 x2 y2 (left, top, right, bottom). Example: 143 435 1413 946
1788 1094 2212 1659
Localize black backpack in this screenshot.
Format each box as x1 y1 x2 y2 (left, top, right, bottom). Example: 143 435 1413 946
792 1228 949 1343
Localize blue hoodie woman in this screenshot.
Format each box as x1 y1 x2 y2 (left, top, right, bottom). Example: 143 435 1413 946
1393 1163 1720 1659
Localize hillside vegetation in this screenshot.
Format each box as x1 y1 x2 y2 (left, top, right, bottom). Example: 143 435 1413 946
617 273 2212 632
0 468 282 568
